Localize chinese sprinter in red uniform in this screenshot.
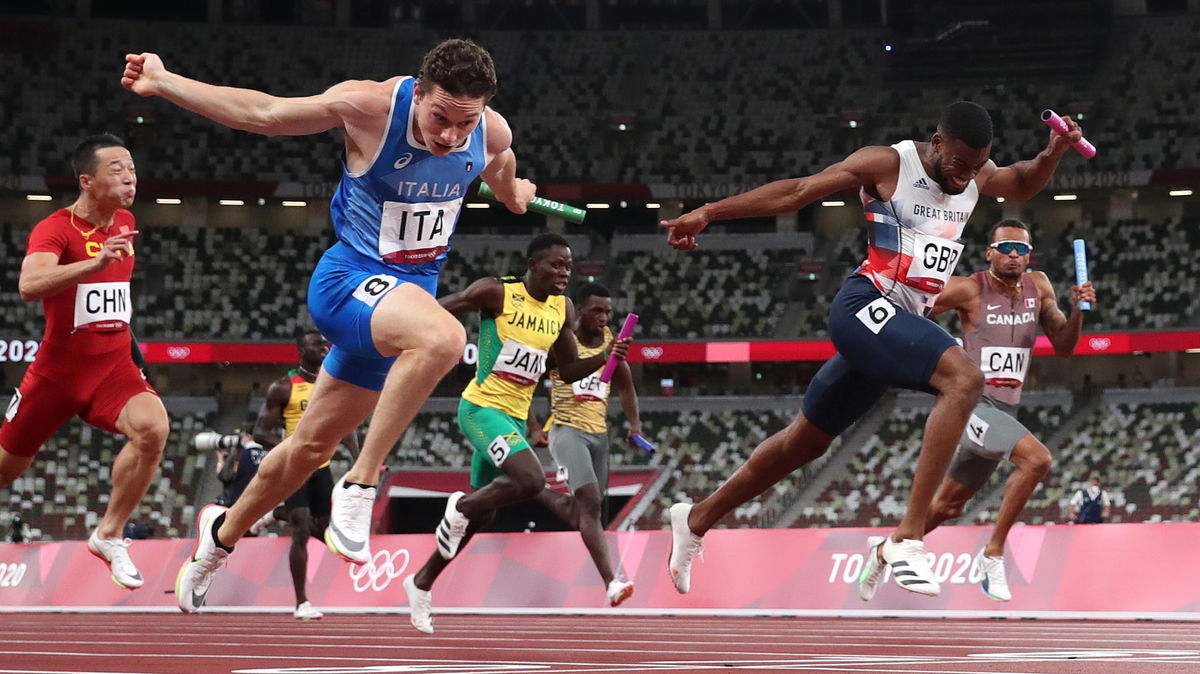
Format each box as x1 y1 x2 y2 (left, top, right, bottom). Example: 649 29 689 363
0 134 168 589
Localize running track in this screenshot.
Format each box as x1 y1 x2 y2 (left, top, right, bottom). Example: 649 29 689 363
2 613 1199 673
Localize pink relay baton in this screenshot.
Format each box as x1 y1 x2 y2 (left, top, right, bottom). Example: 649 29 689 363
1041 109 1097 158
599 313 638 383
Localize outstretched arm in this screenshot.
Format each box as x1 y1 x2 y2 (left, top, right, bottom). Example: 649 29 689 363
122 52 388 137
977 116 1084 202
659 145 897 250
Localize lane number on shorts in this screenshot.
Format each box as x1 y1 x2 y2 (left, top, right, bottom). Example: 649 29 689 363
966 414 989 445
855 297 897 334
487 435 514 467
351 274 399 308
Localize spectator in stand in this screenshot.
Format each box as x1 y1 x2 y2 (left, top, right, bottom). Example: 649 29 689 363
1069 475 1111 524
7 514 30 543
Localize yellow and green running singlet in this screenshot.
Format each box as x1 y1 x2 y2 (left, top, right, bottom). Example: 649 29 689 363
462 277 566 418
460 277 566 487
283 369 332 468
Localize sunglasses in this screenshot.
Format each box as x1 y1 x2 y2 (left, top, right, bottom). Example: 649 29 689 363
990 240 1033 255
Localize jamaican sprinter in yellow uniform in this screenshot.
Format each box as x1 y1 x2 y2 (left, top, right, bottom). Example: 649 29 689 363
254 330 360 621
401 233 631 634
534 281 644 607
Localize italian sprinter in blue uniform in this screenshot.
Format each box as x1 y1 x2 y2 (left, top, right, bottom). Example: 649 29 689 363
121 39 537 612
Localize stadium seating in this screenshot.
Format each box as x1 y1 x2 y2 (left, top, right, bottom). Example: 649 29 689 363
610 247 801 339
1024 399 1200 524
3 408 214 540
791 400 1068 529
1 16 1196 184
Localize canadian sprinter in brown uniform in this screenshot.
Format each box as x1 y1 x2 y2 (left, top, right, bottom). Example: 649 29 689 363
859 219 1096 602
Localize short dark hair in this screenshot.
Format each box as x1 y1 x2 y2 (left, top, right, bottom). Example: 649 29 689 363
71 133 126 177
989 218 1030 242
574 282 611 305
419 38 498 101
527 233 570 260
295 328 322 349
938 101 993 150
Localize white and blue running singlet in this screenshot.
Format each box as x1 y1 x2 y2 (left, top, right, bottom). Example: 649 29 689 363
801 140 980 437
309 76 488 390
857 140 978 316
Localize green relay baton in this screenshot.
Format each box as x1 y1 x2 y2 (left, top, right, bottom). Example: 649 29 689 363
478 182 587 224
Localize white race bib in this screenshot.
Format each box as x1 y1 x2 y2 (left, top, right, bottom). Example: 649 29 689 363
492 339 548 386
379 198 461 264
73 282 131 331
571 371 609 402
905 232 963 293
980 346 1031 386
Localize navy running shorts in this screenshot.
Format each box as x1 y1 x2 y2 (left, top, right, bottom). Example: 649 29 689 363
802 274 958 437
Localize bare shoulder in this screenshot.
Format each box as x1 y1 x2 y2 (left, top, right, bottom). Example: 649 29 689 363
844 144 900 172
265 376 292 399
845 145 902 200
466 275 506 303
1029 270 1057 297
936 273 981 312
1029 270 1054 291
950 273 983 297
974 158 1001 187
326 77 404 118
484 106 513 154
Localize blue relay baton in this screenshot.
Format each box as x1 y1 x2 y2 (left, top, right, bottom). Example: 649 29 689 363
1073 239 1091 311
631 433 657 453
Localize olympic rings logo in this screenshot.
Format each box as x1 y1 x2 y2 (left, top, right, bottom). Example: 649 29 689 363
640 346 664 359
348 548 410 593
1088 337 1112 351
166 346 192 359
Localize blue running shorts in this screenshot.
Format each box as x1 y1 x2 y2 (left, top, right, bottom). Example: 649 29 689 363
307 241 439 391
802 274 959 437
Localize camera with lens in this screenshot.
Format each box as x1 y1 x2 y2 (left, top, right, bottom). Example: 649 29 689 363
193 431 244 451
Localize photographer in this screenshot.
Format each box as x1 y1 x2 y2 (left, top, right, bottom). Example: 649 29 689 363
196 414 266 508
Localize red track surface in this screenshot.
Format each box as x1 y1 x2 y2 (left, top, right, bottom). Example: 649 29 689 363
1 613 1198 673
